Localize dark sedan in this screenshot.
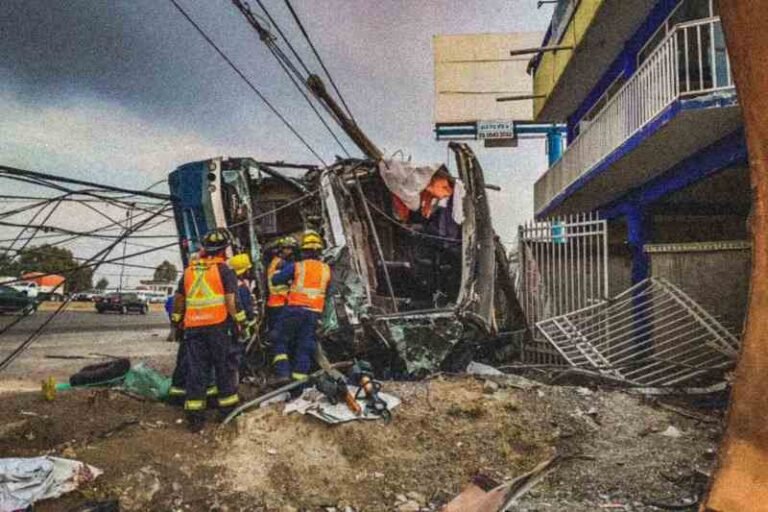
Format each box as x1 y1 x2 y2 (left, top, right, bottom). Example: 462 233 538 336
95 292 149 315
0 285 38 315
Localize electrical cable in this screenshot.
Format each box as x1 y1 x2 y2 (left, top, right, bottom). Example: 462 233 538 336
0 209 173 370
0 165 170 201
0 219 176 240
166 0 328 166
283 0 357 124
361 194 462 244
230 0 351 157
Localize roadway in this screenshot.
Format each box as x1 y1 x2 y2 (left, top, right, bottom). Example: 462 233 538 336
0 310 169 336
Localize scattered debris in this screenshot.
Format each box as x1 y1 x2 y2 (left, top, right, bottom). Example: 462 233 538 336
660 426 684 439
466 361 505 377
0 456 101 511
284 385 400 424
537 278 740 386
444 455 561 511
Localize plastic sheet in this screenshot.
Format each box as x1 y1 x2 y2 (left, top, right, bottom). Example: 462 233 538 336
0 457 101 512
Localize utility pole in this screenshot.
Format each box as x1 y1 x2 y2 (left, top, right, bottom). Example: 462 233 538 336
306 75 382 160
703 2 768 511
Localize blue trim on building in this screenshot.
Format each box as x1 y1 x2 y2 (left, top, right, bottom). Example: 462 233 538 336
567 0 681 136
536 92 740 219
537 100 680 219
600 128 747 220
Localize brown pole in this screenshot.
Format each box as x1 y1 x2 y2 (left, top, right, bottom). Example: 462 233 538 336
703 3 768 510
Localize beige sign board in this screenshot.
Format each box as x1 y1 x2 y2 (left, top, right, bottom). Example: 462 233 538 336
434 32 542 124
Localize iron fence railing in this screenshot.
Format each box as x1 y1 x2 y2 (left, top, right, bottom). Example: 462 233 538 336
516 212 609 364
535 17 734 212
536 278 740 386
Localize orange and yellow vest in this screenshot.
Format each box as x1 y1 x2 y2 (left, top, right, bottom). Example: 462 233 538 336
267 257 289 308
183 256 227 328
286 259 331 313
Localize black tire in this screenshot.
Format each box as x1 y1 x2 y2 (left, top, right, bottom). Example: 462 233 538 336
69 358 131 387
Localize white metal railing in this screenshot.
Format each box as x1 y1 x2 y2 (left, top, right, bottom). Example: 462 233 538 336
535 17 734 212
516 212 609 364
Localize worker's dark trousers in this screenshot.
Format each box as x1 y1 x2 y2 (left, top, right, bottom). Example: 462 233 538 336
268 306 290 377
169 338 188 403
184 324 240 419
276 306 319 380
169 337 216 406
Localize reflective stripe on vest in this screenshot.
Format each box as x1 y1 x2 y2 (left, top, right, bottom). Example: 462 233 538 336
267 257 289 308
183 256 227 328
286 260 331 313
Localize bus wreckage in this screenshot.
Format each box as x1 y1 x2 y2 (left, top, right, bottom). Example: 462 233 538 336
169 69 522 375
169 148 522 375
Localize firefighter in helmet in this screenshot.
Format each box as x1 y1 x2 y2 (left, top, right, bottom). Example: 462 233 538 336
171 228 246 431
270 230 331 382
266 235 298 379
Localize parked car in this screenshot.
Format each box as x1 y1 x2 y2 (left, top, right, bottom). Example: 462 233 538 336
73 291 99 302
95 292 149 314
0 285 38 315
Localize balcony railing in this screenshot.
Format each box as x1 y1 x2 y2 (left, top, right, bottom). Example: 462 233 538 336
535 17 734 213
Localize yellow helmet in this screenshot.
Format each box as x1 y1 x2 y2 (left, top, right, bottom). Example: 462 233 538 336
229 253 252 276
301 231 324 251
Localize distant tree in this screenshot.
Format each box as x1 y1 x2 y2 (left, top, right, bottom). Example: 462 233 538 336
153 260 178 282
95 277 109 290
0 253 20 276
16 245 93 293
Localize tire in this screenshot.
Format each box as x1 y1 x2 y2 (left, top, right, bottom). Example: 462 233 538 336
120 305 127 315
21 304 34 316
69 358 131 387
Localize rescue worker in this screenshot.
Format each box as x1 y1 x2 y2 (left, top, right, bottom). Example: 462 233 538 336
171 229 246 431
270 231 331 382
228 253 255 384
266 236 298 379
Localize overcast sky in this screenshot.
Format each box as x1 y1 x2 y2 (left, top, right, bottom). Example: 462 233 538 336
0 0 552 286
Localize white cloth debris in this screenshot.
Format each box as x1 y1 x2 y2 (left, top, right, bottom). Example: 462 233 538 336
284 386 400 425
378 160 442 211
0 457 102 512
466 361 504 376
451 179 465 225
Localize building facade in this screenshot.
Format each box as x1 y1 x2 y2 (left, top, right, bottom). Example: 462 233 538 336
528 0 748 330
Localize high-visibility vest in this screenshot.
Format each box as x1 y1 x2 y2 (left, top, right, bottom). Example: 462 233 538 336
267 257 289 308
286 259 331 313
183 256 227 328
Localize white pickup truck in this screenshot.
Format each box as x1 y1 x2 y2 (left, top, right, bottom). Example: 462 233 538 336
0 277 39 298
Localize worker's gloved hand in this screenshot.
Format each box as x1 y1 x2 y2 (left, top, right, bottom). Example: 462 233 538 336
233 311 247 338
171 313 183 325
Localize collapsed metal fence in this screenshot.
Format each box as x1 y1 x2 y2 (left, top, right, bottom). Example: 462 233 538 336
517 212 609 364
536 278 740 386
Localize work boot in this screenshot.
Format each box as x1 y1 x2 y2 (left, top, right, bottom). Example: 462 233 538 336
186 414 205 433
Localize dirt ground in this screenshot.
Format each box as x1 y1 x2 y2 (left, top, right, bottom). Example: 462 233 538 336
0 373 723 511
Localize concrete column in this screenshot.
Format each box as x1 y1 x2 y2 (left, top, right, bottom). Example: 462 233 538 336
625 204 649 284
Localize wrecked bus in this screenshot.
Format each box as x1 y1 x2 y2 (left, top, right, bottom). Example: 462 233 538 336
168 144 521 375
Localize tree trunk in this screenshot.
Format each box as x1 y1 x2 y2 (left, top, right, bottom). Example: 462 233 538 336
703 2 768 510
